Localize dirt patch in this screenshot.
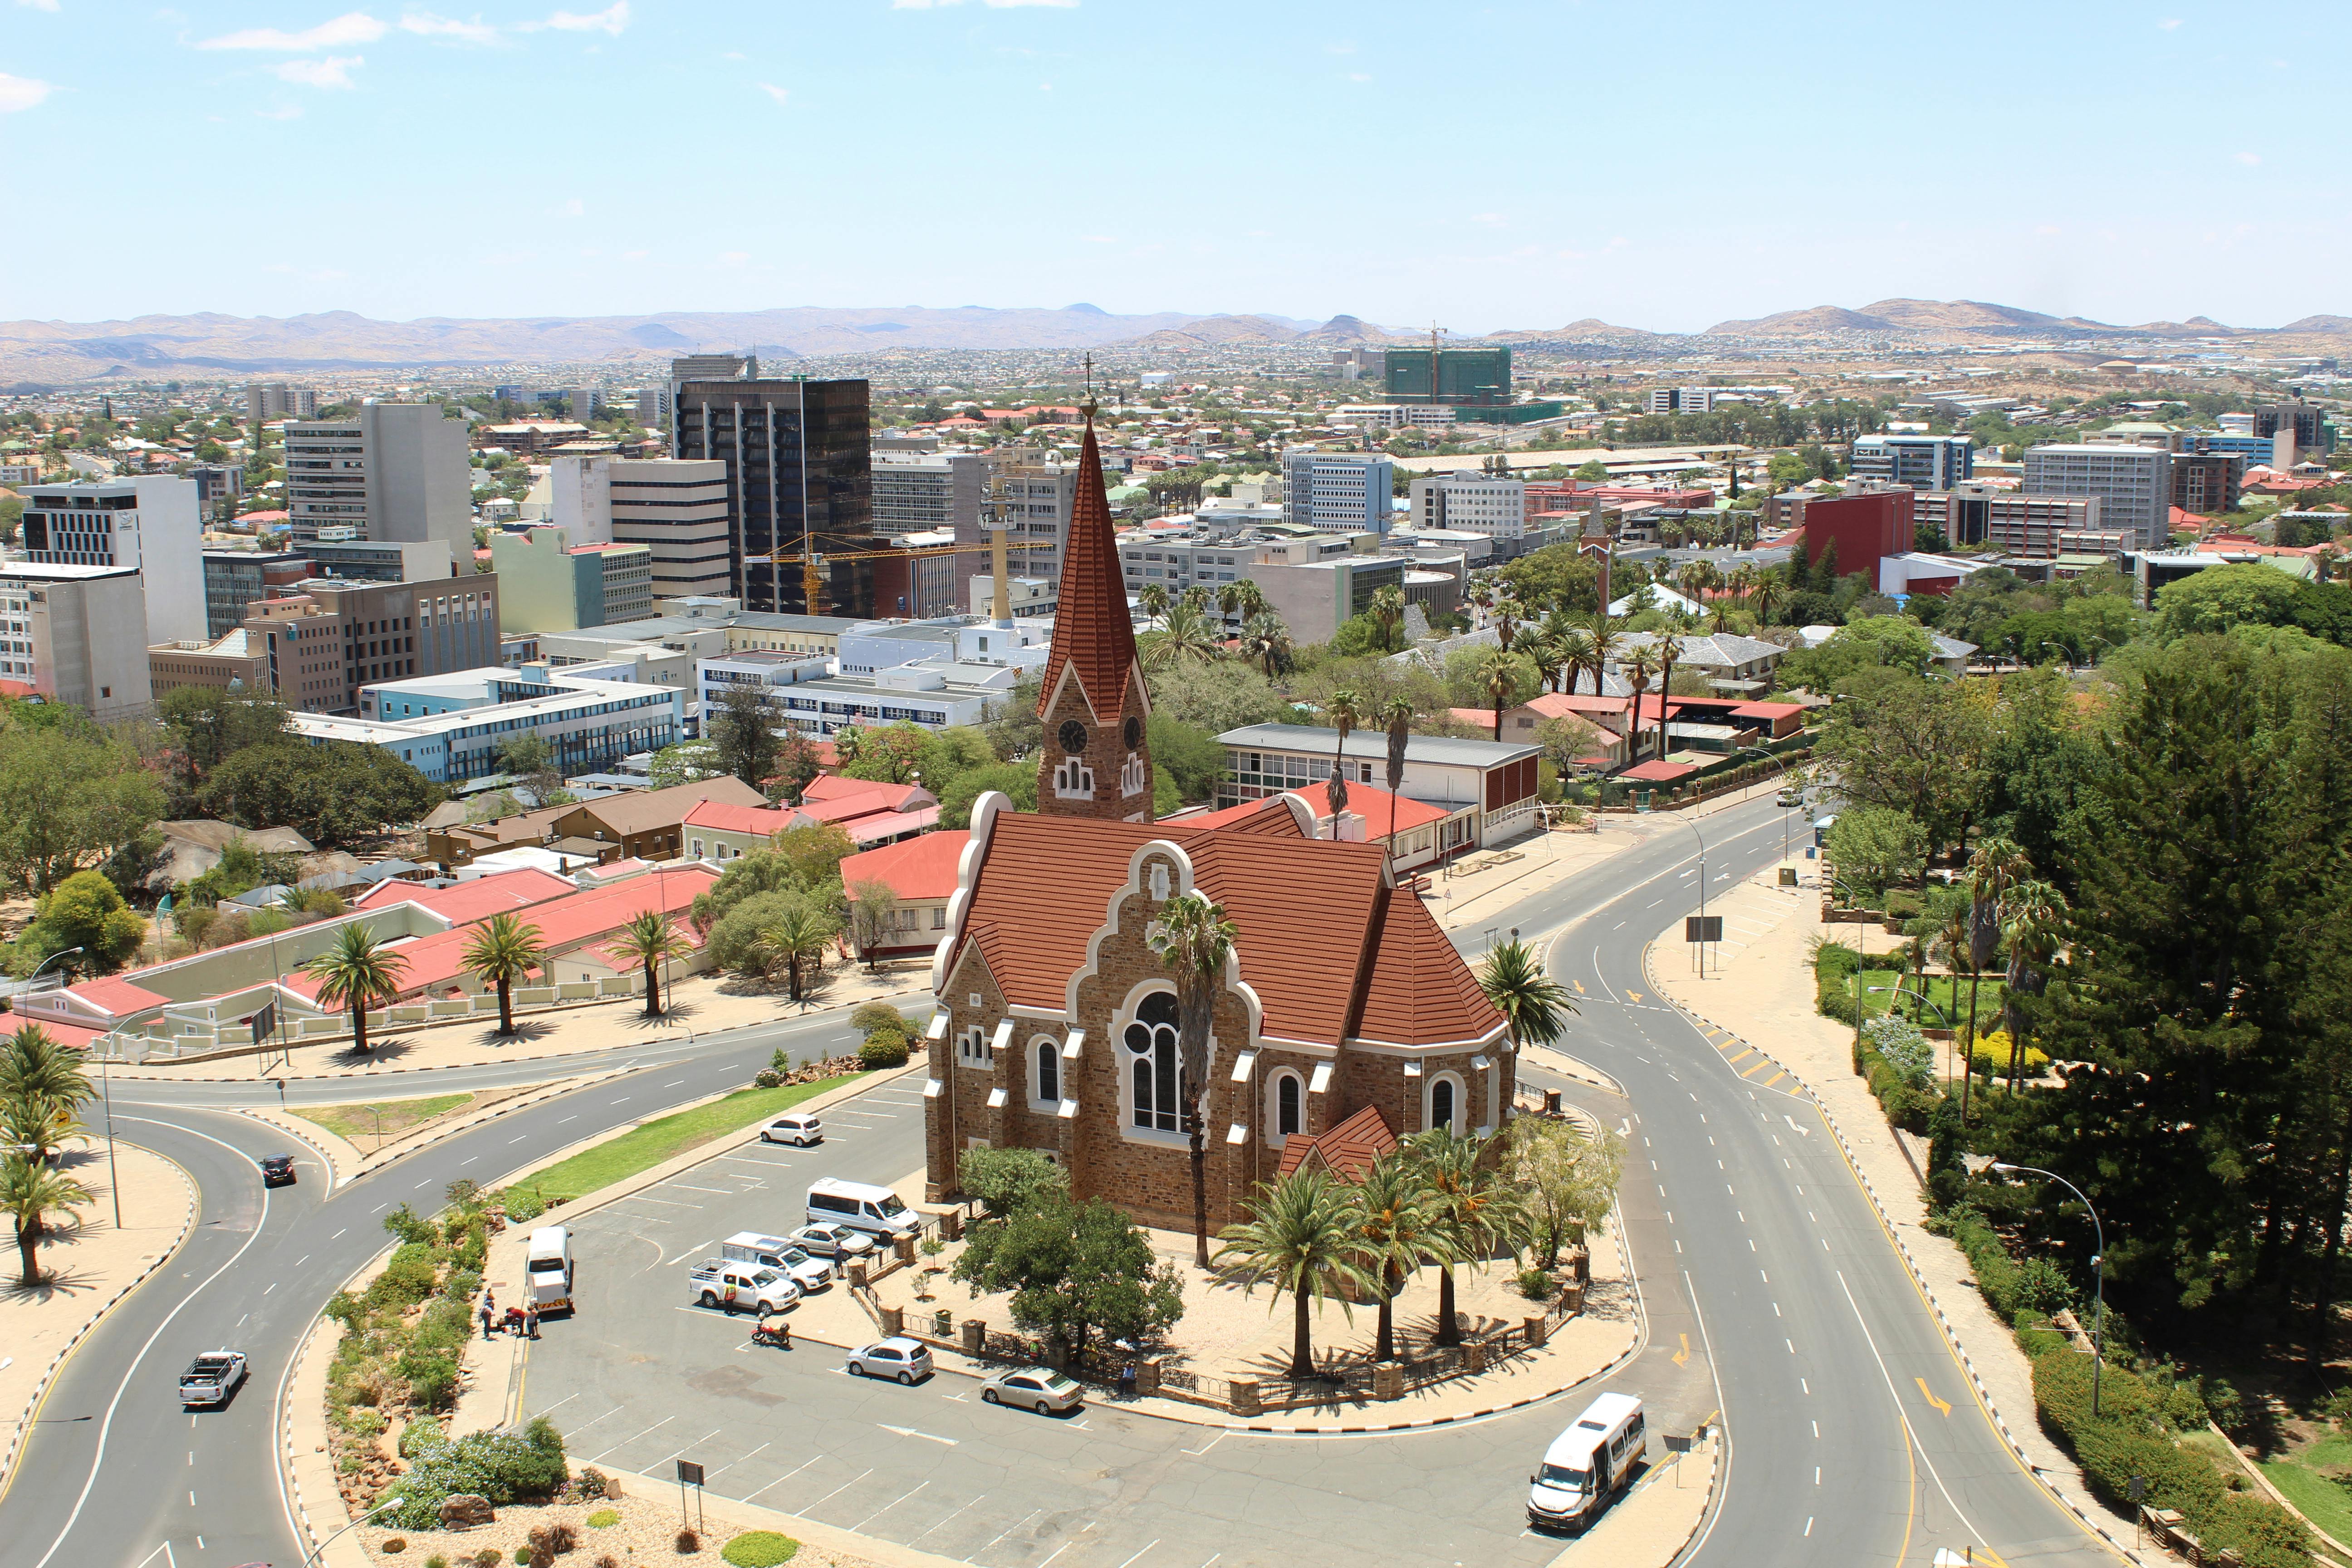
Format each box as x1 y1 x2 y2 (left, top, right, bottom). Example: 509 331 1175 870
360 1489 878 1568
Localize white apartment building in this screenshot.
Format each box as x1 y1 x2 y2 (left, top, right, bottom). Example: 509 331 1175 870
1333 404 1457 430
1282 450 1395 535
245 382 318 422
550 455 733 602
2021 443 2174 549
19 476 206 643
1647 387 1720 415
981 448 1077 582
0 565 154 719
872 450 985 535
283 401 473 561
1407 473 1528 541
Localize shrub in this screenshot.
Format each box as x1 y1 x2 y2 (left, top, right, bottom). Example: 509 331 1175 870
720 1531 801 1568
1967 1029 2048 1075
515 1550 532 1566
1940 1206 2027 1321
371 1242 442 1308
676 1528 701 1554
475 1552 502 1568
503 1188 546 1223
1516 1267 1553 1300
597 1557 622 1568
850 1002 909 1039
587 1509 621 1529
399 1415 446 1459
547 1524 578 1553
377 1417 571 1530
858 1034 910 1070
426 1557 448 1568
2017 1257 2076 1315
753 1068 782 1089
578 1466 609 1499
384 1202 438 1245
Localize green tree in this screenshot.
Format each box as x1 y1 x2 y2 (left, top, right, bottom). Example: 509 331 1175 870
955 1189 1186 1360
0 721 168 895
1406 1128 1526 1344
847 878 898 970
1347 1149 1446 1363
937 762 1039 828
1141 600 1225 672
14 870 146 976
1478 938 1576 1053
461 912 546 1035
1146 890 1239 1268
645 742 722 790
1506 1116 1624 1271
836 722 932 786
198 741 441 848
2 1153 93 1285
1213 1169 1374 1379
708 685 780 789
1816 677 1994 859
1147 713 1226 806
494 733 567 805
302 923 409 1054
1824 806 1931 898
1780 616 1937 690
770 821 856 889
157 686 294 798
609 909 686 1018
957 1146 1068 1222
756 901 837 1002
2152 562 2309 640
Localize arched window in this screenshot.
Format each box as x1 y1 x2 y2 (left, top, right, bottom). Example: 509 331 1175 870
1275 1071 1303 1137
1036 1039 1059 1106
1430 1076 1457 1134
1124 991 1183 1132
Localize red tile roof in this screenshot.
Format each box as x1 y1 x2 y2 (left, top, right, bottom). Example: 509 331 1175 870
1729 701 1806 720
1619 759 1702 783
2 1017 105 1051
951 812 1502 1050
1035 417 1140 723
70 976 173 1016
842 831 970 902
1278 1103 1398 1181
1180 784 1450 837
351 868 576 920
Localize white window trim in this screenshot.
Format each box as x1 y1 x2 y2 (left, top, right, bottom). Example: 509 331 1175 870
1120 751 1146 798
1029 1034 1062 1113
1113 982 1206 1151
1053 755 1095 800
1423 1068 1467 1136
1265 1066 1307 1147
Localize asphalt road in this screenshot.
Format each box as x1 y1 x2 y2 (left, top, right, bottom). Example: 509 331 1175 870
4 796 2120 1568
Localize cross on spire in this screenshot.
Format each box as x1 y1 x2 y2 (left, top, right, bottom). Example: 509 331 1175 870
1082 352 1097 420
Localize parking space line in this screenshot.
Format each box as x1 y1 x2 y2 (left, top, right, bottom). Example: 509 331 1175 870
708 1441 768 1478
740 1455 821 1503
587 1413 675 1463
804 1467 876 1512
649 1428 723 1472
664 1184 733 1195
908 1494 978 1542
850 1479 928 1531
625 1196 702 1208
976 1509 1042 1555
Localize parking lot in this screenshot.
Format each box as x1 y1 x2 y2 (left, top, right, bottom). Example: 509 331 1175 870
514 1074 1589 1568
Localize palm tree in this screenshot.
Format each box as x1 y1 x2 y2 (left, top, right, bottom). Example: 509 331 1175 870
1552 626 1595 701
303 924 408 1054
1475 647 1519 741
2 1154 93 1285
1729 562 1757 609
0 1092 84 1170
1478 939 1575 1055
610 908 688 1018
1962 839 2032 1115
1581 612 1624 695
1146 890 1239 1268
1138 582 1171 623
1239 612 1294 681
1651 632 1686 762
1218 578 1269 626
1348 1150 1447 1362
757 905 836 1003
0 1025 92 1119
1378 696 1413 863
1368 583 1407 652
461 913 547 1036
1213 1169 1374 1380
2000 880 2067 1093
1142 600 1223 672
1406 1128 1524 1345
1323 690 1361 833
1622 646 1657 756
1492 595 1522 654
1750 575 1783 627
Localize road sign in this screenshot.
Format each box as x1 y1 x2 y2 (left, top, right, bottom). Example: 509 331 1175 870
676 1460 705 1486
2128 1474 2146 1503
1685 915 1723 943
1663 1432 1695 1454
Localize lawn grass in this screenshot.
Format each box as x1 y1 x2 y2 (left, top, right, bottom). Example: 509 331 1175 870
2259 1457 2352 1546
510 1075 862 1206
292 1091 472 1145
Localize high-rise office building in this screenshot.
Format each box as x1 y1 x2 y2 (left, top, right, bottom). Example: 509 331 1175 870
0 565 153 718
1646 387 1720 415
491 528 654 634
549 455 735 603
19 476 206 643
1283 450 1395 535
979 447 1077 584
2171 451 2244 515
669 377 874 616
2254 399 2334 455
245 382 318 422
872 450 985 535
1408 472 1527 541
2021 443 2173 549
1382 346 1511 406
1849 434 1973 492
283 401 473 563
245 573 503 715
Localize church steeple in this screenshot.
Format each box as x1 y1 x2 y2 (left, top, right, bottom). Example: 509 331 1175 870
1035 386 1153 823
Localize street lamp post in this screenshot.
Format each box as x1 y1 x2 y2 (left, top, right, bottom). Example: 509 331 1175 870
1993 1161 2106 1415
1676 814 1710 979
299 1497 401 1565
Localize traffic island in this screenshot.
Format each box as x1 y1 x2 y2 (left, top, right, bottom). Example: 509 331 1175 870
1549 1430 1719 1568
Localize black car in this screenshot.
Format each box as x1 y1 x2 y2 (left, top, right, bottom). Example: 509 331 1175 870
259 1154 296 1187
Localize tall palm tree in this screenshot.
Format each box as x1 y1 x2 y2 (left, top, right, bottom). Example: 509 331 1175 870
1217 578 1269 626
1517 623 1563 694
1651 632 1686 762
1142 600 1225 672
0 1025 92 1119
1479 939 1576 1055
1750 575 1783 627
1146 890 1240 1268
2 1154 93 1285
1368 583 1408 653
303 924 408 1055
461 913 547 1036
1962 839 2032 1115
611 908 688 1018
1213 1169 1374 1380
1379 696 1413 864
1622 646 1657 758
1406 1128 1525 1345
1239 612 1294 681
1348 1150 1448 1362
1137 582 1171 623
1475 647 1519 741
1582 612 1624 695
1553 627 1595 701
0 1093 85 1170
2000 881 2068 1093
1323 690 1361 833
1492 595 1522 654
1729 562 1757 609
757 905 836 1003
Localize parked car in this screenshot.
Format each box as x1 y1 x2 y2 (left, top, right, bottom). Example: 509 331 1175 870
845 1338 932 1384
1527 1392 1646 1532
179 1351 248 1407
980 1367 1083 1415
526 1225 575 1313
258 1154 296 1187
790 1222 878 1261
807 1177 923 1242
717 1232 832 1292
688 1262 800 1314
760 1112 823 1147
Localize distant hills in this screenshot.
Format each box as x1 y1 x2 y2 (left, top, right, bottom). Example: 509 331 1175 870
0 297 2343 384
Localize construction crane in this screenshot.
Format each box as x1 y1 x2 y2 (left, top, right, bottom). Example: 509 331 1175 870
764 533 1052 617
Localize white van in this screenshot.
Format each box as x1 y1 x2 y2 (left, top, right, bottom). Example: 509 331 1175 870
525 1225 575 1313
1527 1392 1645 1530
807 1177 921 1242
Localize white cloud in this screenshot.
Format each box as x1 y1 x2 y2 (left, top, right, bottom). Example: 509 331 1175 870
723 49 746 59
17 0 62 11
274 54 363 87
1347 72 1371 83
197 11 386 49
400 11 500 44
1325 40 1355 54
255 103 305 119
534 1 627 32
621 248 647 260
561 196 584 215
1471 212 1504 225
756 81 788 105
2158 16 2183 27
2235 151 2261 166
0 72 54 111
717 250 750 266
894 0 1077 9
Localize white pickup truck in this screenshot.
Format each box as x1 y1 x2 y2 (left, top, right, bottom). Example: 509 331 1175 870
179 1351 248 1407
687 1261 801 1313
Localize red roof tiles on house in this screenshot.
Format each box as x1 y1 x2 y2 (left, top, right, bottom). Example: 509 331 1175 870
1278 1103 1399 1181
1619 759 1702 783
351 867 576 920
841 831 970 903
1035 417 1140 722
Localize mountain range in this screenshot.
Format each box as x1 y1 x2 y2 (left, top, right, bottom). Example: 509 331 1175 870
0 298 2344 384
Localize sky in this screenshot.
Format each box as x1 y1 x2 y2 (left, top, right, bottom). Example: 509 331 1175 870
1 0 2342 334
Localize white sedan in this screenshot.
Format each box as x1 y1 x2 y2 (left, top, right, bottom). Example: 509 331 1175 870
980 1367 1084 1415
790 1223 877 1261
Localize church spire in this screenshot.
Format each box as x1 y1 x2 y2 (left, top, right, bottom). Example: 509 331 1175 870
1034 387 1153 822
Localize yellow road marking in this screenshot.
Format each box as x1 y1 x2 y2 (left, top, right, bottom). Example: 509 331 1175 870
1671 1333 1691 1367
1625 991 1644 1003
1725 1048 1756 1066
1916 1377 1950 1417
1740 1059 1774 1079
1762 1071 1786 1088
1571 979 1586 994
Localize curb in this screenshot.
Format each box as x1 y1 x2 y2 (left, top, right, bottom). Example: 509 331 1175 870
251 1069 622 1187
1641 940 2152 1568
0 1144 200 1500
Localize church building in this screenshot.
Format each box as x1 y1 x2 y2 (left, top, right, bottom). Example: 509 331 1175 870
921 409 1514 1231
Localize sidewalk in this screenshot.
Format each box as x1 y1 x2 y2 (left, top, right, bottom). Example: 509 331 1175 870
0 1141 196 1497
107 960 931 1083
1555 1431 1718 1568
1426 815 1665 936
1647 859 2168 1568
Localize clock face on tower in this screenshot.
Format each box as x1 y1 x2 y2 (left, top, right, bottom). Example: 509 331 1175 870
1058 719 1090 754
1123 716 1142 751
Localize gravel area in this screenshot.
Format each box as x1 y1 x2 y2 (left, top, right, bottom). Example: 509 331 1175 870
360 1487 877 1568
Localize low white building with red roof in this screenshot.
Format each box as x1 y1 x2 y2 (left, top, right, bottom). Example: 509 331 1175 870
839 830 970 956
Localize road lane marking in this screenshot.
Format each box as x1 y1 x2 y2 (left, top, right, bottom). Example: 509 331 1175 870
1836 1270 1987 1552
976 1508 1044 1554
1112 1541 1162 1568
1916 1378 1951 1417
1671 1333 1690 1367
878 1424 957 1446
1180 1430 1232 1457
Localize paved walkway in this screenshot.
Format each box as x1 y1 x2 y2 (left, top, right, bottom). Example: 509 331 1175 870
1648 859 2176 1567
1426 816 1660 936
0 1141 195 1494
1555 1431 1718 1568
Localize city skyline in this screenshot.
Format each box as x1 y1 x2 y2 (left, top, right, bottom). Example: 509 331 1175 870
2 0 2341 333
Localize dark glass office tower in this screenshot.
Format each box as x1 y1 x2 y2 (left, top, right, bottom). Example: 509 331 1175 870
670 378 874 616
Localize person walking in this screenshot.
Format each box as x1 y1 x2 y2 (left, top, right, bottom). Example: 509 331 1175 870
524 1301 540 1340
480 1298 496 1340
